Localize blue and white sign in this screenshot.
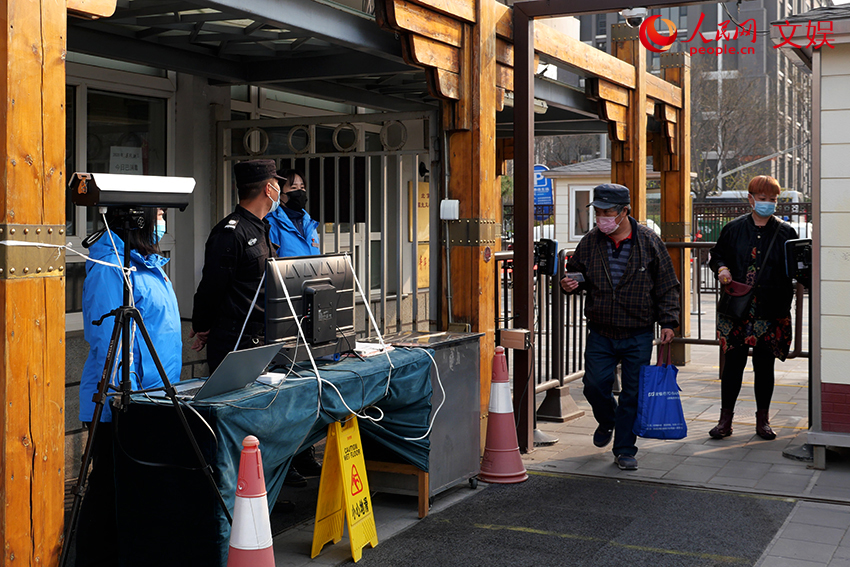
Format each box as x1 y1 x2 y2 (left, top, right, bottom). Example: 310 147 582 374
533 164 553 206
533 164 553 221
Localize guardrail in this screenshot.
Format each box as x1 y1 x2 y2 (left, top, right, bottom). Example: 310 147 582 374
494 248 586 402
494 239 808 444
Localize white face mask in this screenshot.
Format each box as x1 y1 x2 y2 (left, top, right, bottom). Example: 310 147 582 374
268 183 280 213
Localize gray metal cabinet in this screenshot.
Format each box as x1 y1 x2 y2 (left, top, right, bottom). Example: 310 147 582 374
365 331 482 512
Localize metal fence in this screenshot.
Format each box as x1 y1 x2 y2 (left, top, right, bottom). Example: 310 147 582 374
494 232 809 434
494 248 586 402
501 204 555 242
218 111 438 339
692 201 811 293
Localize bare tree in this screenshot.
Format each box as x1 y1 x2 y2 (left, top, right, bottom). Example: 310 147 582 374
534 134 601 167
690 56 777 199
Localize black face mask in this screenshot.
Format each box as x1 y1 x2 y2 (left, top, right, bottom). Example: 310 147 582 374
284 190 307 211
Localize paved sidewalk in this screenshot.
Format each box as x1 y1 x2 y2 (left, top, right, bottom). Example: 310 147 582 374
524 344 850 567
273 343 850 567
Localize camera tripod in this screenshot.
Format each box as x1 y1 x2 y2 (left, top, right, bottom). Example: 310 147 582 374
60 217 231 567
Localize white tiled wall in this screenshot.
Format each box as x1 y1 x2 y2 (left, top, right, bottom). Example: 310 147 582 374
820 43 850 386
822 350 850 386
821 282 850 316
554 179 570 247
821 248 850 281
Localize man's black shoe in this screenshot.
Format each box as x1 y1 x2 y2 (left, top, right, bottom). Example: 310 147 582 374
615 454 638 470
593 425 614 448
284 465 307 487
292 447 322 477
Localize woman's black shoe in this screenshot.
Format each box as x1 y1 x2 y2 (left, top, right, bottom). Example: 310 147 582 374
284 465 307 487
293 447 323 477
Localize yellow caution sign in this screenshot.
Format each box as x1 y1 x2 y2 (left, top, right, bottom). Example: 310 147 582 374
311 416 378 562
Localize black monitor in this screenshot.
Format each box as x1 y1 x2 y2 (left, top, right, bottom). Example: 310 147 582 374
265 253 356 361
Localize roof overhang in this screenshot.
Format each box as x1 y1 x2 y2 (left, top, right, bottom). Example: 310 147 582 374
68 0 606 129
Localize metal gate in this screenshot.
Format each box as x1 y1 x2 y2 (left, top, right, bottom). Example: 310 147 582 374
217 111 439 337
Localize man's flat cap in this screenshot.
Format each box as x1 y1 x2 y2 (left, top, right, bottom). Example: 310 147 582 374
233 159 286 186
588 183 631 209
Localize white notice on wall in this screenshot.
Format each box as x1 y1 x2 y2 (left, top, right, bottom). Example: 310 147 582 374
109 146 143 175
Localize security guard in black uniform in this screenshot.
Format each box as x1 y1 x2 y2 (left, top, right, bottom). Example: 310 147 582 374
190 159 284 372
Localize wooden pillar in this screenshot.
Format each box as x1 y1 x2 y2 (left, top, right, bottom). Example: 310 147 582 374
443 0 498 452
1 0 67 564
660 52 692 360
611 26 647 222
511 5 534 453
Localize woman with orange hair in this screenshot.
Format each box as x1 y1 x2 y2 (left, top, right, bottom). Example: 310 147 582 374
707 175 798 440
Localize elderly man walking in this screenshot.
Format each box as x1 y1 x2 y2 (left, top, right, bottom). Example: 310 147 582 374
560 184 680 471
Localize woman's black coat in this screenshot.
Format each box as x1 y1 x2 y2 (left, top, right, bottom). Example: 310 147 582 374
708 214 798 320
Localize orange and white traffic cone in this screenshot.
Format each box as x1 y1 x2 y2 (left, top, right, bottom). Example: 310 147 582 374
227 435 275 567
479 346 528 483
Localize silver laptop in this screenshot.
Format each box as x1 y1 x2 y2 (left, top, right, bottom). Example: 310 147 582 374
170 343 282 401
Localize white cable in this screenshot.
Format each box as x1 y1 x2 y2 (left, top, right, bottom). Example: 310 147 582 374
272 259 323 417
0 240 137 270
279 316 306 382
400 347 444 441
235 271 265 351
317 377 385 423
101 214 140 383
343 253 394 395
102 214 135 309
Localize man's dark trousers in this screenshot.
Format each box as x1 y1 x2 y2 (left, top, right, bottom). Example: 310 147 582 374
583 329 654 457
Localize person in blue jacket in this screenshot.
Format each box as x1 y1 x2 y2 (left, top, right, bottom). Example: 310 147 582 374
76 207 182 567
265 169 324 486
266 168 320 257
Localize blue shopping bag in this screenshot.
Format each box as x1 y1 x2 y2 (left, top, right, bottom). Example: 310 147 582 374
633 344 687 439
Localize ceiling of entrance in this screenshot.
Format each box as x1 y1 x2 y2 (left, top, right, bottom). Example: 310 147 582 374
67 0 607 135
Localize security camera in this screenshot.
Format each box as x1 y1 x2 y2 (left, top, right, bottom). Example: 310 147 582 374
621 7 648 28
69 172 195 210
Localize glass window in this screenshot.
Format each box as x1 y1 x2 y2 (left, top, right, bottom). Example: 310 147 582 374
66 85 77 236
231 85 250 102
65 261 86 314
570 186 593 240
84 90 167 235
596 15 607 36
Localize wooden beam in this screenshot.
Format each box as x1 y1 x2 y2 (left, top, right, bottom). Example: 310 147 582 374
611 35 647 223
496 37 513 66
660 52 692 349
1 0 67 564
408 34 460 71
646 73 682 109
601 100 627 124
498 5 683 109
496 62 512 90
431 68 460 99
444 0 497 452
384 0 463 48
405 0 474 24
495 1 511 40
587 78 629 107
645 98 655 117
66 0 116 18
534 23 637 92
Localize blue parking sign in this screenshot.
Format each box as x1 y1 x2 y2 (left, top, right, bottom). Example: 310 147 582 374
533 164 553 206
533 164 553 221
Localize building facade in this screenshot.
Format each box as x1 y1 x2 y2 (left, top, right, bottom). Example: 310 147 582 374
578 0 831 196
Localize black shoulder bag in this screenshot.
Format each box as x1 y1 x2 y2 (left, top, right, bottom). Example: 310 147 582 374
717 220 781 322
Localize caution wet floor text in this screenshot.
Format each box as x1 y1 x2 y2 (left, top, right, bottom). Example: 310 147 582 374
311 416 378 562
